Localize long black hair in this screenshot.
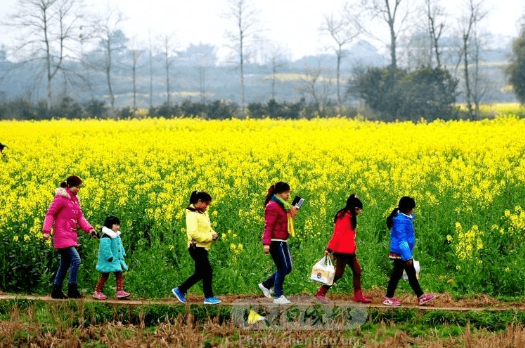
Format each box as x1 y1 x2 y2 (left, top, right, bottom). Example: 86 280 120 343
264 182 290 206
386 196 416 230
334 194 363 229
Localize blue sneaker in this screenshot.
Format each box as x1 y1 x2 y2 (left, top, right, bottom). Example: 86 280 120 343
172 287 186 303
204 297 221 305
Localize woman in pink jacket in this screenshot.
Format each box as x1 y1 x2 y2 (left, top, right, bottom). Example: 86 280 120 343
42 175 96 299
258 182 298 305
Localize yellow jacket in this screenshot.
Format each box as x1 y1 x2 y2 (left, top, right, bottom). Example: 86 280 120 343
186 205 216 250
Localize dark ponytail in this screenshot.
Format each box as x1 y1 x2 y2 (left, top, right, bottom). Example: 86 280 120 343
334 194 362 229
60 175 83 188
386 196 416 229
264 181 290 206
189 190 212 206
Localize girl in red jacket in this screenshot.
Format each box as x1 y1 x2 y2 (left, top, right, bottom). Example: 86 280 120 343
258 182 297 305
315 194 371 304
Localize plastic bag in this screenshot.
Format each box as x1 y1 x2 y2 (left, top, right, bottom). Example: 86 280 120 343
403 260 420 280
310 256 335 286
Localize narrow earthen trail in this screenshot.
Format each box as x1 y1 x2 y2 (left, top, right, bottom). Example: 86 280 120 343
2 289 525 312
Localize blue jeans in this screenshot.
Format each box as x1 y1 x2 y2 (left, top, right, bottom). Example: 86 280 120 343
55 247 81 285
262 241 293 298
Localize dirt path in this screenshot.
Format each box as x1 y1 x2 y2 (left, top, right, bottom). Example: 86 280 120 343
1 289 525 311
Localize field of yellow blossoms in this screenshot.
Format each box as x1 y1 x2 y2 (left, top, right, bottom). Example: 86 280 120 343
1 113 525 297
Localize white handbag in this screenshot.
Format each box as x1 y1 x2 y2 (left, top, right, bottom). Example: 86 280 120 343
310 256 336 286
403 260 420 280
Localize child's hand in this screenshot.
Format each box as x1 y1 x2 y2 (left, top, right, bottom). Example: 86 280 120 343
212 232 219 241
406 259 413 266
263 245 270 254
89 230 97 238
43 232 50 240
324 249 331 256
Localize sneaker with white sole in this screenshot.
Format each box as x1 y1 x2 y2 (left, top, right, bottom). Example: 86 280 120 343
204 297 221 305
382 297 402 306
418 294 435 305
172 287 186 304
258 283 272 299
92 291 107 300
273 295 291 305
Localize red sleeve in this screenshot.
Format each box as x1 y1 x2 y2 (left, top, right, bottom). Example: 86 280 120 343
262 203 278 245
327 214 351 252
42 197 65 233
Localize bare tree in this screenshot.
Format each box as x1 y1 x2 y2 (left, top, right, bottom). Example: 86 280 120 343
4 0 85 107
91 8 126 109
224 0 260 116
457 0 486 118
124 36 145 111
158 34 177 105
264 44 287 100
425 0 445 68
321 13 360 105
353 0 411 71
297 61 333 116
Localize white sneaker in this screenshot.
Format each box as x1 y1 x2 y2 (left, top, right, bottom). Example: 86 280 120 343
273 295 291 305
258 283 272 299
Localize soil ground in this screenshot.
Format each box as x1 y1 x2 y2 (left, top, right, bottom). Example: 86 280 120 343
1 289 524 311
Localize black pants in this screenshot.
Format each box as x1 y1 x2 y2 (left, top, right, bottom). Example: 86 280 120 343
178 247 213 298
386 259 423 298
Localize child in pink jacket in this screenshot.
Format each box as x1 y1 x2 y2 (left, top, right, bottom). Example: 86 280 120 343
43 175 96 299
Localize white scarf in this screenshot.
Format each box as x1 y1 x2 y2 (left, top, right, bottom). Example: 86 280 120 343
102 226 121 239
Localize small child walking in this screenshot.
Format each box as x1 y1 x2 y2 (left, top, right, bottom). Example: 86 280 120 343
383 196 435 306
172 190 221 305
315 194 371 304
93 215 130 300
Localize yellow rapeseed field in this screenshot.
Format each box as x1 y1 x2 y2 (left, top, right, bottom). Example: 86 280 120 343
1 115 525 296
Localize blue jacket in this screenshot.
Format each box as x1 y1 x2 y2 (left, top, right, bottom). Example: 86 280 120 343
96 227 129 273
389 213 415 261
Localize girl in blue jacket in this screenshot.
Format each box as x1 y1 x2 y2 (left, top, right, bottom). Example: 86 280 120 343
383 197 435 306
93 216 130 300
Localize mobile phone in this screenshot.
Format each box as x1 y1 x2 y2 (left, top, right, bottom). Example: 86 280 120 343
292 196 304 209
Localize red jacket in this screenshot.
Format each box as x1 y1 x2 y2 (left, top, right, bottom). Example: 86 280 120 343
327 212 356 254
262 201 289 245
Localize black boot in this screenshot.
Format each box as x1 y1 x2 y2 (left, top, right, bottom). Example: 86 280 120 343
51 284 67 299
67 283 83 299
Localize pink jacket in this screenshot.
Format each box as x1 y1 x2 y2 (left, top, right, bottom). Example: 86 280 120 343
42 188 93 249
262 201 289 245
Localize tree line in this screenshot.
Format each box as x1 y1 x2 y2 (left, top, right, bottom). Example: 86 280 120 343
0 0 524 121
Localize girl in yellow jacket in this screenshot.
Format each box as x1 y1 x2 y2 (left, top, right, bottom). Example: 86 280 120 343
172 190 221 305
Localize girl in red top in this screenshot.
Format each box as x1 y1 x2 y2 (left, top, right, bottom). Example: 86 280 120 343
315 194 371 304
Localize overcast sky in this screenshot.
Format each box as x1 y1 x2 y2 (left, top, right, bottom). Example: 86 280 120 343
1 0 524 62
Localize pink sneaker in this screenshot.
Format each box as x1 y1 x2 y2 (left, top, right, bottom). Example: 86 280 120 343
418 294 435 305
117 290 130 299
315 294 329 304
382 297 401 306
93 291 107 300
